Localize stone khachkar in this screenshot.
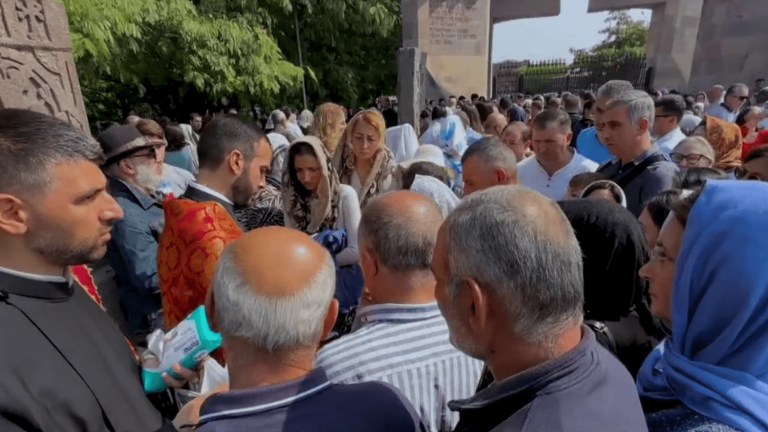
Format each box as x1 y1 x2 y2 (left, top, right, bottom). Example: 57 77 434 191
0 0 89 132
400 0 560 100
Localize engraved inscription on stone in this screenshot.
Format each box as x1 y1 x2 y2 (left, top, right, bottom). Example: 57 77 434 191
16 0 50 42
428 0 485 56
0 0 89 130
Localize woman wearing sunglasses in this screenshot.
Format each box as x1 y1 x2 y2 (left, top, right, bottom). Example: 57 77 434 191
669 137 715 172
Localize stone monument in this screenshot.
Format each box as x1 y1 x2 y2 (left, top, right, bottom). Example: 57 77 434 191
0 0 89 132
589 0 768 92
400 0 561 101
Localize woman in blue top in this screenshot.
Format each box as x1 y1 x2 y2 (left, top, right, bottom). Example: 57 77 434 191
163 123 197 175
636 180 768 432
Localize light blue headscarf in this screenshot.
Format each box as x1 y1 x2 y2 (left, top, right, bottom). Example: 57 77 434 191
636 180 768 432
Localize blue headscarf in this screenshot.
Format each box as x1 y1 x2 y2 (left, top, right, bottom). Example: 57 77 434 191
636 180 768 432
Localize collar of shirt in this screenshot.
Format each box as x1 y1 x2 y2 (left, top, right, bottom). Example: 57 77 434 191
607 144 664 168
356 302 443 326
720 102 735 113
197 367 333 425
655 127 685 147
109 176 158 210
0 264 75 300
534 147 578 177
188 182 234 205
448 325 596 412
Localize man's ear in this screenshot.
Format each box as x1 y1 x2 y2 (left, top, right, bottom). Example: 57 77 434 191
227 150 245 176
205 287 218 333
0 194 31 236
320 299 340 343
464 278 488 334
494 168 508 184
638 117 651 136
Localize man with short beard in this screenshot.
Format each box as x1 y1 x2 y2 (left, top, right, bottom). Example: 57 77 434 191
158 115 272 330
99 125 167 344
0 109 163 432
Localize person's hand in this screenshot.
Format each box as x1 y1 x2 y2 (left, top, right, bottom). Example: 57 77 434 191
162 364 199 389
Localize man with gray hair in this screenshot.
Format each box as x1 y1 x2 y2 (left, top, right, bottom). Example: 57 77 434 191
461 136 519 196
195 227 423 431
707 83 750 123
576 80 634 164
433 186 647 432
266 109 298 142
597 90 678 216
316 191 483 432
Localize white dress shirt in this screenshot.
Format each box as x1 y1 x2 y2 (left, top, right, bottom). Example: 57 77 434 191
654 127 687 156
518 150 599 200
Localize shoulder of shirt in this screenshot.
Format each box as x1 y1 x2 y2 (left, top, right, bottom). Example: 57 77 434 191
338 184 358 200
572 152 599 169
517 156 536 169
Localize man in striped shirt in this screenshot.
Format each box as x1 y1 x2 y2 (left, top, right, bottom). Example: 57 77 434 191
316 191 484 432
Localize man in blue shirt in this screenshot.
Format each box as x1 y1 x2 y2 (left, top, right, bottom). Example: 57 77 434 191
98 125 166 344
576 80 634 164
707 83 749 123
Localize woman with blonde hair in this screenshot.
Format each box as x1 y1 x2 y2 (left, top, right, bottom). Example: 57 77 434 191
312 102 347 152
333 109 394 208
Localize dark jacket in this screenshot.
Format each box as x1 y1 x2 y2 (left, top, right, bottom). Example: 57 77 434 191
450 327 648 432
106 176 165 337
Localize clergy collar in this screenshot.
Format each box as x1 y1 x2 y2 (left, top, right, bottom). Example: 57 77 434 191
0 265 74 301
188 183 233 205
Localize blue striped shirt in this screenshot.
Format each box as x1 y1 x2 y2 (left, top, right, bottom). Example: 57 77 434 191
315 303 484 432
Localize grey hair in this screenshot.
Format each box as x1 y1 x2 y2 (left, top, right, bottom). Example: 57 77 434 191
270 109 287 126
674 136 716 161
0 109 104 196
605 90 655 131
444 186 584 348
460 136 517 173
596 80 634 100
212 246 336 352
726 83 749 96
359 192 444 272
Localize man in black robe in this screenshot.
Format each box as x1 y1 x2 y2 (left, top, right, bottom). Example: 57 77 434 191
0 109 163 432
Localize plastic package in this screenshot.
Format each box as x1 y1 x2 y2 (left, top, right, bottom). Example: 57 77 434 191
141 305 222 393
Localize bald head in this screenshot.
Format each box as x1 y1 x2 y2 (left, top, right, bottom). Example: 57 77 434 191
441 185 583 344
211 227 336 352
360 191 444 272
484 113 508 138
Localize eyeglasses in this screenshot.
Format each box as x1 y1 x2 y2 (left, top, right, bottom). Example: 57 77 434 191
731 95 750 102
128 145 163 162
654 114 676 119
669 152 711 165
735 166 768 182
650 247 676 264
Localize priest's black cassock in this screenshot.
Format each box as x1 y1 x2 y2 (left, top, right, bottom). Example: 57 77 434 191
0 268 163 432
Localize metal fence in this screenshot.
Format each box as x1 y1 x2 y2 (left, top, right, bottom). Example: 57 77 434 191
493 53 653 97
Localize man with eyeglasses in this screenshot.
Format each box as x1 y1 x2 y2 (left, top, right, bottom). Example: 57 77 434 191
653 95 687 156
98 125 166 344
707 83 750 123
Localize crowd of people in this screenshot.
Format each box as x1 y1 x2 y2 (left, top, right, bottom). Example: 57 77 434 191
1 75 767 432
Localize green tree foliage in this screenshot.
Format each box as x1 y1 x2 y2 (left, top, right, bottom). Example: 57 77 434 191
60 0 401 126
571 11 648 61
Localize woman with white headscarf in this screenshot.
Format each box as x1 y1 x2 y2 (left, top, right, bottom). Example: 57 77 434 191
581 180 628 208
385 124 420 163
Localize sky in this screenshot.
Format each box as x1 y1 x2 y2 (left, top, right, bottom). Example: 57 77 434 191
492 0 650 63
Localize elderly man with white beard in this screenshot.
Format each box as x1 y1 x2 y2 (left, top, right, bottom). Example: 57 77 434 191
99 125 167 344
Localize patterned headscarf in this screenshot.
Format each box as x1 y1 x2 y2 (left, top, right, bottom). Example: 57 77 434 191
282 136 340 234
333 110 394 208
703 115 743 170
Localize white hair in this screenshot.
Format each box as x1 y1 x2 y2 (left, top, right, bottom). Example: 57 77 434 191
605 90 655 131
444 186 584 348
212 246 336 352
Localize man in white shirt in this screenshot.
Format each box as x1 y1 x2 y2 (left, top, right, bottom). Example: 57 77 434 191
653 95 687 155
518 109 598 200
707 83 749 123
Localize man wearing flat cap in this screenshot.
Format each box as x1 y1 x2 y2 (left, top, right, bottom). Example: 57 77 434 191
98 124 166 344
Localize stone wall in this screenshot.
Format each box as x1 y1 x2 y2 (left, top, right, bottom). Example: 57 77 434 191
687 0 768 91
0 0 89 132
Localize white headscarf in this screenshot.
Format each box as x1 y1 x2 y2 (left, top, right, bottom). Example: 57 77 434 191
580 180 628 208
437 115 468 160
386 124 420 163
420 121 441 146
410 175 460 217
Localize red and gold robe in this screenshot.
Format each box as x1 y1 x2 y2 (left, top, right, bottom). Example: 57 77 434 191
157 199 242 330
